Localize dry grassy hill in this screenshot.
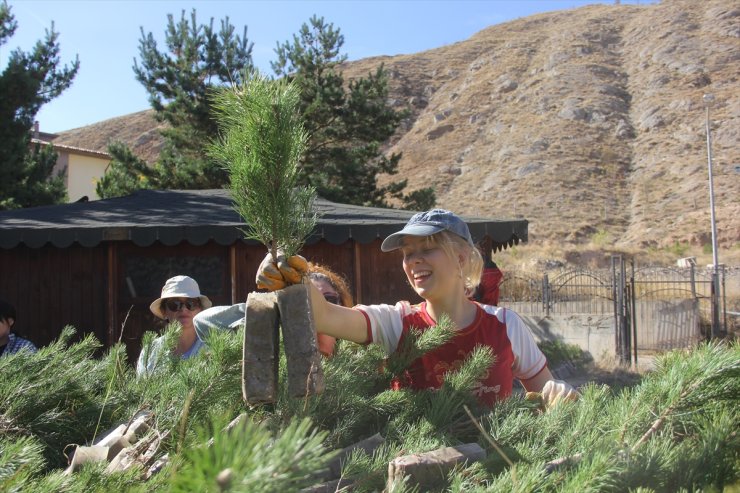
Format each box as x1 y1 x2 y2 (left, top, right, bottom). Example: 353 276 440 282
55 0 739 263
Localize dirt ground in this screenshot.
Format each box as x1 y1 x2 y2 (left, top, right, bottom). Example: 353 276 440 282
553 356 657 391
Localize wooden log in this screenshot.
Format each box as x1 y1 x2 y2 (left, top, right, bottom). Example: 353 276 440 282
386 443 486 490
143 453 169 480
105 432 158 474
277 284 324 398
63 445 109 475
243 291 280 405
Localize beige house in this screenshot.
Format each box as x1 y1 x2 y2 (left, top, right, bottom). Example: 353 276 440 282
33 138 111 202
32 110 165 203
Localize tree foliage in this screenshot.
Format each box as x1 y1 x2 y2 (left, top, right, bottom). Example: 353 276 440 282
0 0 78 209
96 9 253 199
1 321 738 491
272 15 435 209
99 12 435 210
210 73 317 258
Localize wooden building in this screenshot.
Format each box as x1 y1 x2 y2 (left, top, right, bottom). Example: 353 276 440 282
0 189 527 360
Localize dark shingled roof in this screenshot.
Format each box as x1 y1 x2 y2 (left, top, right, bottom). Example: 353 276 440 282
0 189 528 250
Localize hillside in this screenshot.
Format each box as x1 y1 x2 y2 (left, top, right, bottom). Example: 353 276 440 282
55 0 739 253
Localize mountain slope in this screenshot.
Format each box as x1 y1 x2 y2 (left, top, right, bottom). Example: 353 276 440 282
342 0 738 249
55 0 739 250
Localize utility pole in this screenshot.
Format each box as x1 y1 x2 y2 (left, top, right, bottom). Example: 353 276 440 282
703 93 721 338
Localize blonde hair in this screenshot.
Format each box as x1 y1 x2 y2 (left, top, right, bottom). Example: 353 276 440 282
425 231 483 292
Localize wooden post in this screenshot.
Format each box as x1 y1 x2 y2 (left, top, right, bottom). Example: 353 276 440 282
353 241 363 304
229 244 237 304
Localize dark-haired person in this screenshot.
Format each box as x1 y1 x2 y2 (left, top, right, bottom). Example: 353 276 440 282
0 298 37 357
136 275 212 375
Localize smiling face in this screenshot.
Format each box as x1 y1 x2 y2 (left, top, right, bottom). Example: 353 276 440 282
400 234 464 303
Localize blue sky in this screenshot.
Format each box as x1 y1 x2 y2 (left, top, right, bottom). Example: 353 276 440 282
4 0 653 133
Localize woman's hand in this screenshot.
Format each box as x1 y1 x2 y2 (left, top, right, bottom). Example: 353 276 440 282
541 379 580 407
255 251 309 291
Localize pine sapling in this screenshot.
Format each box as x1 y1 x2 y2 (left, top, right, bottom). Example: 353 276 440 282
210 72 323 403
210 71 317 261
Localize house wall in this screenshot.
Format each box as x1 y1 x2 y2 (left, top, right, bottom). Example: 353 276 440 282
66 154 110 202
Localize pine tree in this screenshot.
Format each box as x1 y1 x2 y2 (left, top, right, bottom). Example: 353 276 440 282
1 322 738 491
97 9 254 198
272 16 435 209
0 0 78 209
95 142 154 199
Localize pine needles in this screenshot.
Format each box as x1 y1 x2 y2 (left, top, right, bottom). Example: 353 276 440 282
210 71 317 258
2 325 738 492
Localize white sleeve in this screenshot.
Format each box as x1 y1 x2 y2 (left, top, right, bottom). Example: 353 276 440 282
502 308 547 380
355 301 407 355
137 336 166 376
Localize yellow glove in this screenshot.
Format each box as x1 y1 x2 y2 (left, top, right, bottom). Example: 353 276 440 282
255 251 309 291
541 379 580 408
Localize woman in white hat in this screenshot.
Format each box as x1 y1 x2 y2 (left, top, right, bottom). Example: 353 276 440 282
136 275 212 375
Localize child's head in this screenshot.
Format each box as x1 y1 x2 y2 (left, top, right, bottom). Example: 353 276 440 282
308 262 354 307
381 209 483 292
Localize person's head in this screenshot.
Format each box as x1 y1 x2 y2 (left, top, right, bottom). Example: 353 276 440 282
307 263 353 307
0 298 16 341
149 276 212 330
381 209 483 301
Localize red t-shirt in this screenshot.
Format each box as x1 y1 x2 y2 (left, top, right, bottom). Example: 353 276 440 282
357 301 546 405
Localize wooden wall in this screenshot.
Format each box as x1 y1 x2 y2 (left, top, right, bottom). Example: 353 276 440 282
0 244 108 349
0 236 478 361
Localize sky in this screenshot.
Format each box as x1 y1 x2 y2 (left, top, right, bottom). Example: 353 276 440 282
4 0 653 133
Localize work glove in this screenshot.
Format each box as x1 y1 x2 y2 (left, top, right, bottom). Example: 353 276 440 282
255 250 309 291
541 379 580 408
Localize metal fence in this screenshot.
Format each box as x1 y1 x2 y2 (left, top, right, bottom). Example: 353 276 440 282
499 257 731 355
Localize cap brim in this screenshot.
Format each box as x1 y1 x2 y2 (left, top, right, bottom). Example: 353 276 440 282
381 224 446 252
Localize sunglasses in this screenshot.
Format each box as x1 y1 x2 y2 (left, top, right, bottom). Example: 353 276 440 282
164 299 201 312
323 294 340 305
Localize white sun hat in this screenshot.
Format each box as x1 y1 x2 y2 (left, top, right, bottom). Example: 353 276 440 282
149 275 212 319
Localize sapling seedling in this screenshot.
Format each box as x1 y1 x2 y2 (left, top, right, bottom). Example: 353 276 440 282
210 70 317 262
210 71 324 403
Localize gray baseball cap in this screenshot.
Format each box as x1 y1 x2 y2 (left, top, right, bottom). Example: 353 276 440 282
381 209 475 252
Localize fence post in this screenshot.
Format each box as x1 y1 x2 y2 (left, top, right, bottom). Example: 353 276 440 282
630 260 637 367
721 265 727 335
612 256 620 362
711 270 721 338
543 274 550 317
612 255 630 366
620 256 631 365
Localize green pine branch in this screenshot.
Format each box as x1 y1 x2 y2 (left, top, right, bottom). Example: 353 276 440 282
210 72 317 258
2 324 737 491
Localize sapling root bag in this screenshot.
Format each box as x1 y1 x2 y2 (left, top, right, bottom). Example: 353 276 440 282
277 283 325 398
